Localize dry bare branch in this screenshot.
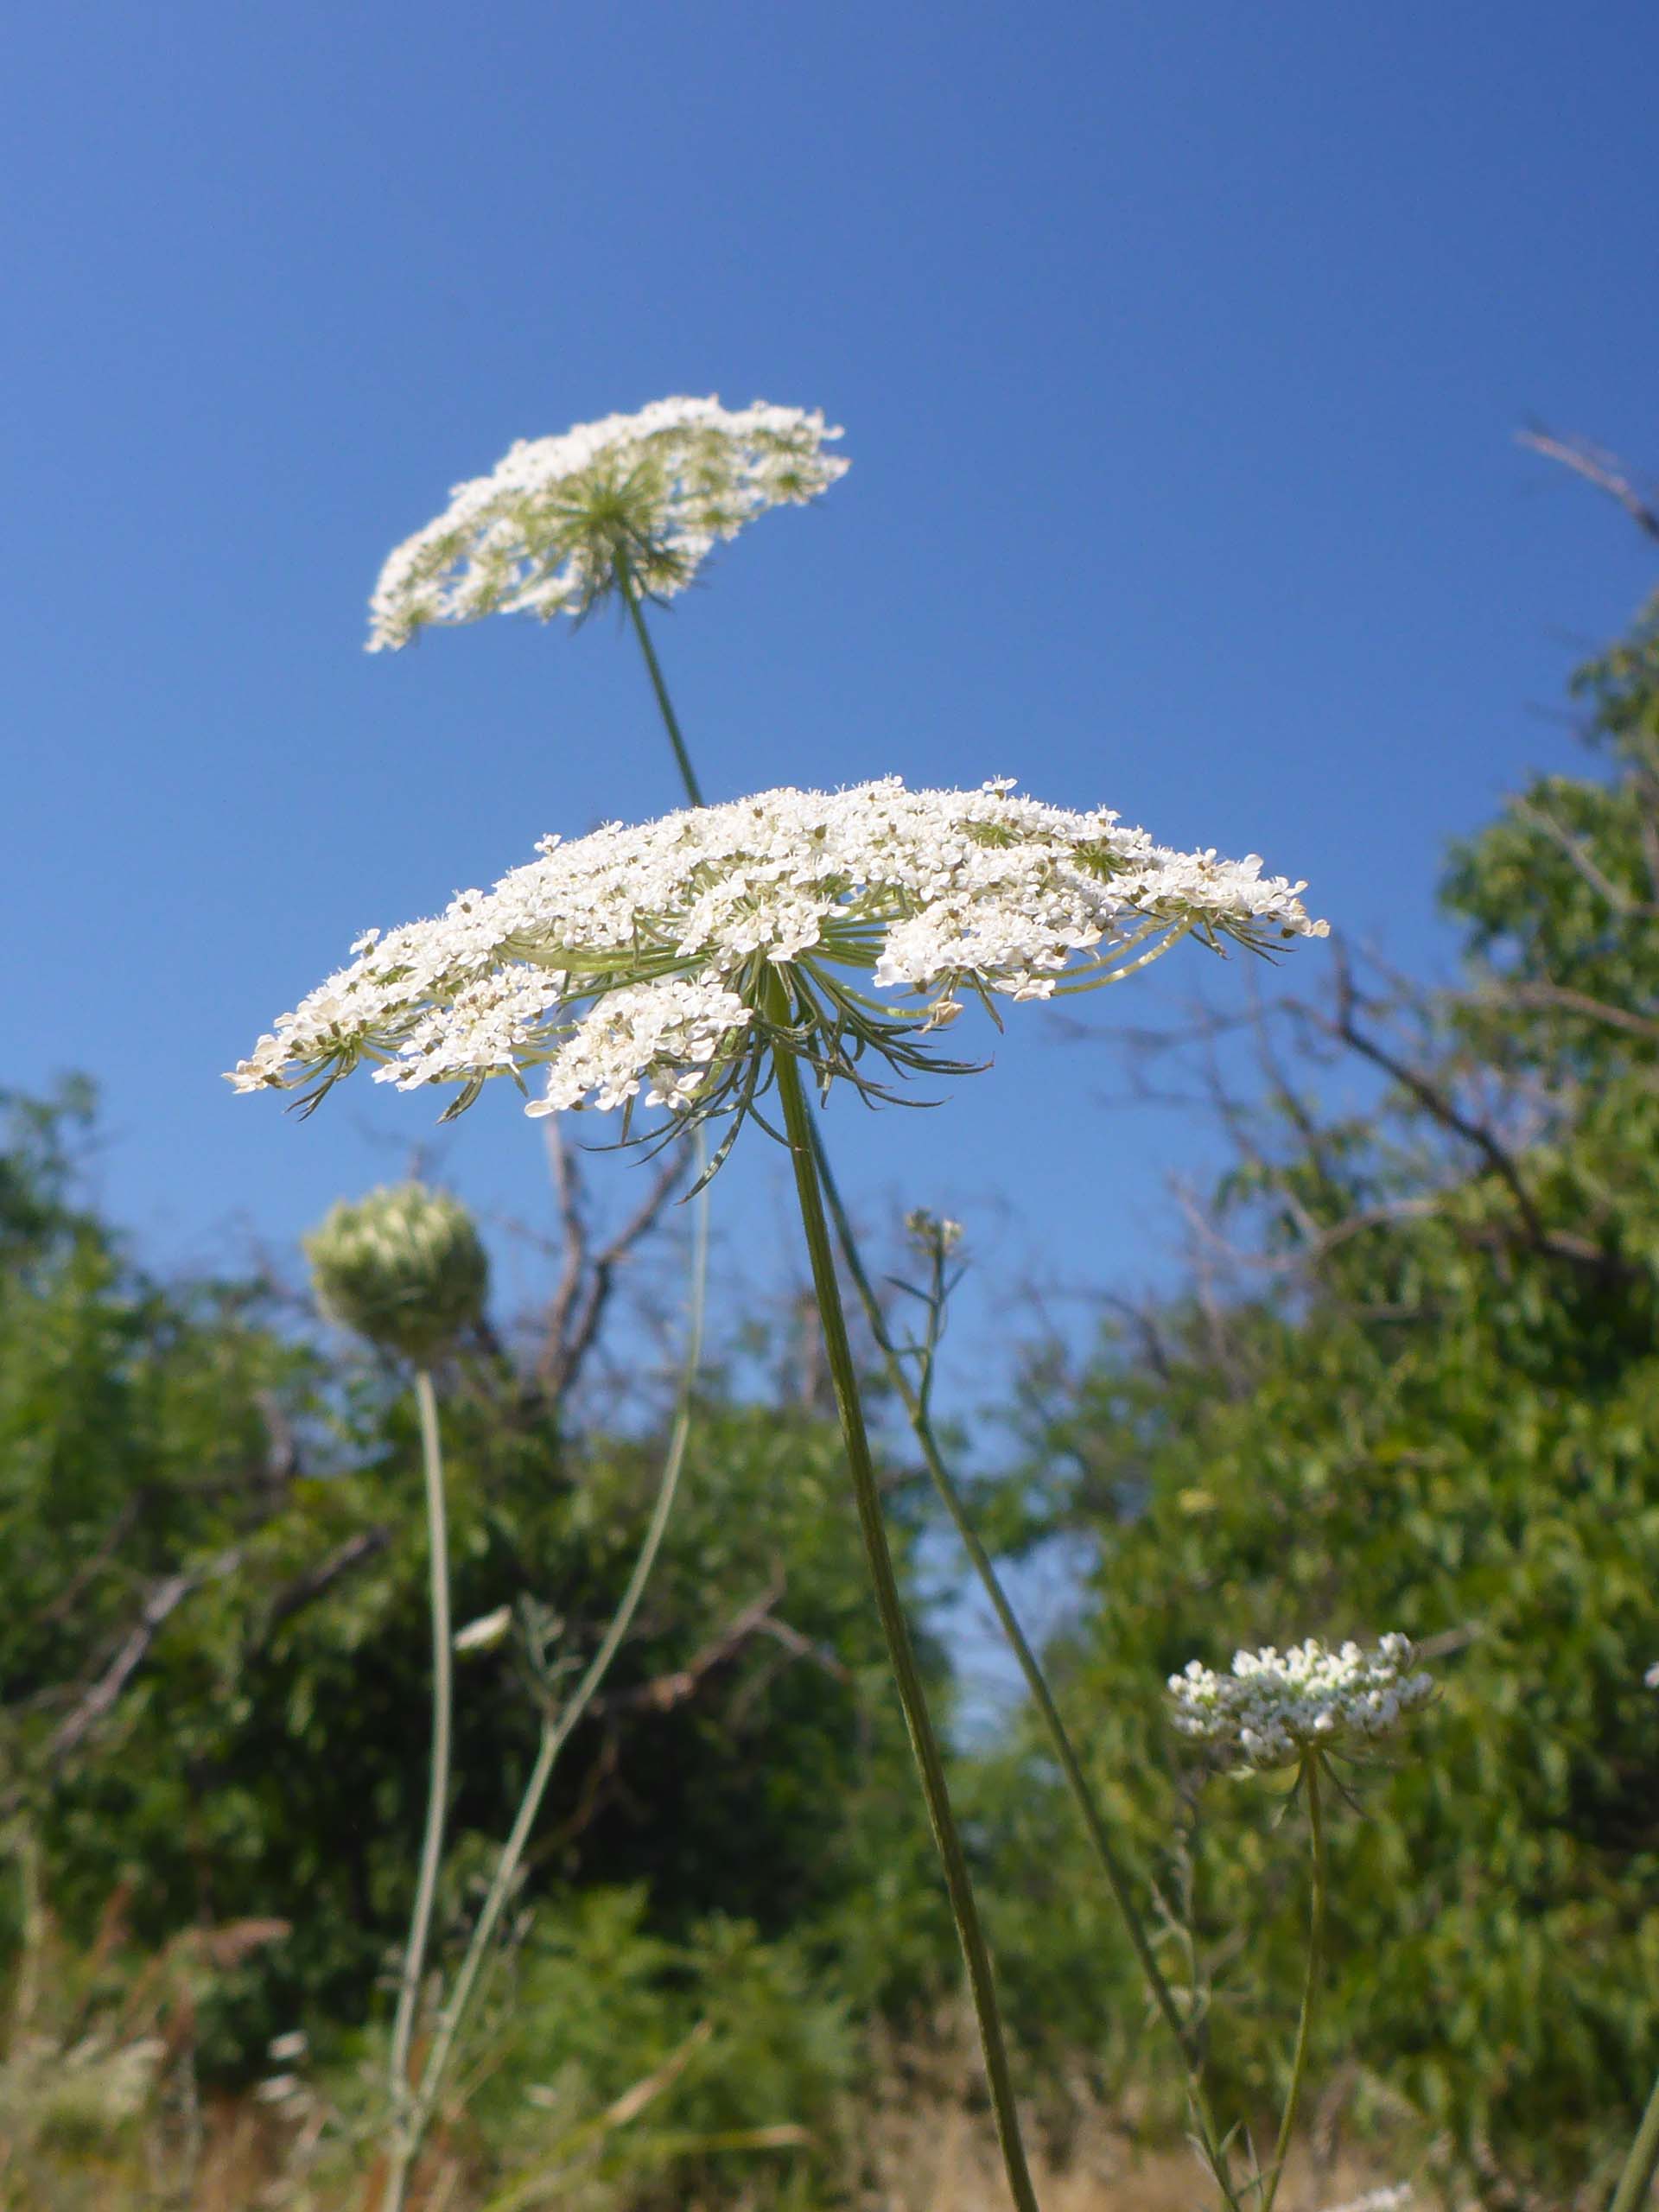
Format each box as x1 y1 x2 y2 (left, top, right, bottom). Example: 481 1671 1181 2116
535 1124 690 1402
587 1573 789 1718
1477 977 1659 1044
24 1497 143 1633
259 1526 391 1642
1510 795 1656 918
1517 427 1659 543
44 1545 246 1770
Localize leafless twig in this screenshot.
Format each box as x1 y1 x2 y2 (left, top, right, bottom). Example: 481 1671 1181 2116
43 1546 247 1770
1509 794 1657 918
586 1573 790 1717
536 1125 690 1402
259 1527 391 1643
1477 977 1659 1045
1517 427 1659 543
24 1497 143 1633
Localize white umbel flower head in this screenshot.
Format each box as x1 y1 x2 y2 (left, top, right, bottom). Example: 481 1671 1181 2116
230 779 1327 1155
1168 1636 1434 1772
367 396 848 650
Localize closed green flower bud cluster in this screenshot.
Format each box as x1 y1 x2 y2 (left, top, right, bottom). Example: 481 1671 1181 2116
304 1182 487 1363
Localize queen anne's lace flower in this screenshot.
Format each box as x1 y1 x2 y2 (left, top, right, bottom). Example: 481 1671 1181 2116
1169 1637 1433 1771
304 1183 488 1361
230 778 1327 1136
367 396 848 650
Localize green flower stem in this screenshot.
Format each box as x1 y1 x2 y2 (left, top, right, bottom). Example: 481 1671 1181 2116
771 1030 1039 2212
385 1367 454 2212
397 1154 710 2190
804 1122 1242 2210
609 585 1188 2141
1262 1754 1328 2212
1608 2069 1659 2212
615 556 706 809
6 1821 45 2043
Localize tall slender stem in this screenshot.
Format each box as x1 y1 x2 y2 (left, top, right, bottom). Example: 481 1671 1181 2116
385 1367 454 2212
806 1124 1242 2209
1262 1756 1327 2212
771 1033 1039 2212
615 558 705 809
1608 2068 1659 2212
400 1160 710 2179
7 1822 45 2042
619 546 1040 2209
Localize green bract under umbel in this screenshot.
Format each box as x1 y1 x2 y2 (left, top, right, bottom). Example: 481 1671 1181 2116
304 1183 488 1363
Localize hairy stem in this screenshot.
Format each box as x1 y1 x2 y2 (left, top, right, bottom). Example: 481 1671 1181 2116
385 1367 454 2212
400 1158 709 2183
772 1032 1039 2212
806 1124 1242 2209
1608 2067 1659 2212
1262 1755 1327 2212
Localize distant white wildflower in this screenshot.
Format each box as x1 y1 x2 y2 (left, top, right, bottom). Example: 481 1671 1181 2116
367 396 848 650
1646 1662 1659 1689
1315 2187 1413 2212
1169 1636 1434 1772
905 1209 964 1255
266 2030 308 2063
255 2073 305 2106
230 779 1327 1147
454 1605 513 1656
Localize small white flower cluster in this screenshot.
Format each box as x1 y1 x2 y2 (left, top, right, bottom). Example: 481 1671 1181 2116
454 1605 513 1656
1168 1636 1433 1771
1315 2187 1413 2212
230 779 1327 1128
367 396 848 649
905 1208 964 1255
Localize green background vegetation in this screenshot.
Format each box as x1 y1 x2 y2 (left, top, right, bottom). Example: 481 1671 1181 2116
4 595 1659 2206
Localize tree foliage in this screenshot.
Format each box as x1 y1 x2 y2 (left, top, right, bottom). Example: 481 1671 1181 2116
10 591 1659 2203
1000 592 1659 2196
0 1092 941 2093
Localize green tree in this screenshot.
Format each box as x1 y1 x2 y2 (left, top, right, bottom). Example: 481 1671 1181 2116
996 592 1659 2198
0 1086 950 2087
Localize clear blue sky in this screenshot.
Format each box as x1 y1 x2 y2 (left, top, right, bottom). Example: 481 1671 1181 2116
6 0 1656 1352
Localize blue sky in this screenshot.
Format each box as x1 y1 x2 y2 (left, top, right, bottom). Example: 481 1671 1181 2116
6 0 1656 1376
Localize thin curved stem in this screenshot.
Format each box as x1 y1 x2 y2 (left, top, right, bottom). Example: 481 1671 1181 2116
384 1367 454 2212
400 1153 709 2179
806 1123 1243 2209
615 556 705 809
771 1033 1039 2212
1608 2068 1659 2212
1262 1756 1327 2212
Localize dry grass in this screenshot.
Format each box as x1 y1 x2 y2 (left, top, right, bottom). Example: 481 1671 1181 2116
0 1900 1417 2212
1 2093 1412 2212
